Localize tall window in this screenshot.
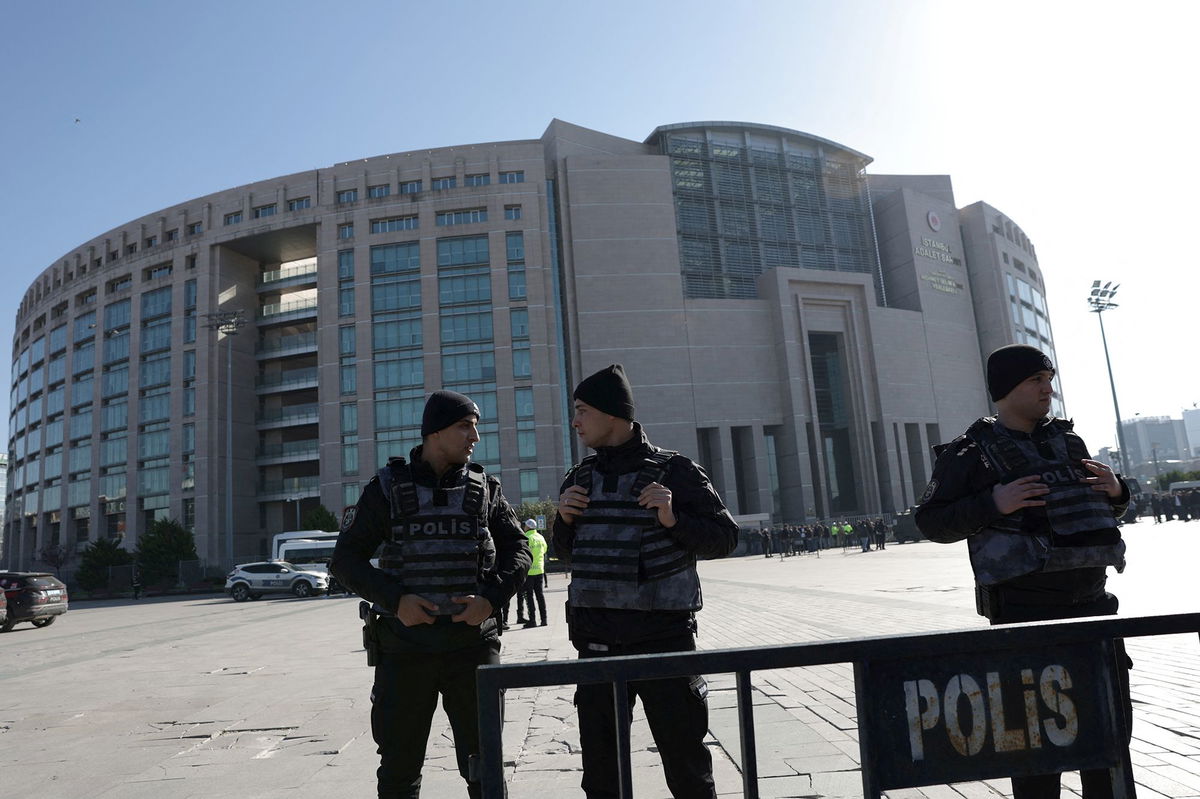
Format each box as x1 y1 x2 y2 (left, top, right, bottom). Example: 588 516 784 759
507 231 526 300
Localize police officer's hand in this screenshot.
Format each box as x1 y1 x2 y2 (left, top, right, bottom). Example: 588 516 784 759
1081 459 1122 498
558 485 590 525
395 594 438 626
638 482 677 528
450 594 494 626
992 475 1049 514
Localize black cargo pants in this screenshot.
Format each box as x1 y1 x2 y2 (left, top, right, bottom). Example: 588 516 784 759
370 640 500 799
574 635 715 799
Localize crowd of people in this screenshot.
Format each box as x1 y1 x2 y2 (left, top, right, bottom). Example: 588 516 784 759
750 517 893 557
1146 488 1200 522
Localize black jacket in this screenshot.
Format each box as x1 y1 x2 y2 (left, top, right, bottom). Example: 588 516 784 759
331 446 531 653
915 418 1129 603
553 424 739 645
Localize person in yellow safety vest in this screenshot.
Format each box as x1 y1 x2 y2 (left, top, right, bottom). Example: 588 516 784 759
520 519 548 627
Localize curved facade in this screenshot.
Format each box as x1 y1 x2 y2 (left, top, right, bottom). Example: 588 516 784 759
6 119 1049 572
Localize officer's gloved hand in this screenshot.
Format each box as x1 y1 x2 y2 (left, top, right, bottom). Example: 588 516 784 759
396 594 438 626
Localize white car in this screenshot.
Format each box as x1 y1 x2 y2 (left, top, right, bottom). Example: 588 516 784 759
225 561 328 601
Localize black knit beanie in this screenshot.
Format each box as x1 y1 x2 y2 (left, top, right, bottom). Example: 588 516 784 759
986 345 1055 402
573 364 636 421
421 390 480 436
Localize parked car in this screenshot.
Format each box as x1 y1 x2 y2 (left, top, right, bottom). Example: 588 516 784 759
0 572 69 632
225 561 328 602
892 509 925 544
0 586 7 627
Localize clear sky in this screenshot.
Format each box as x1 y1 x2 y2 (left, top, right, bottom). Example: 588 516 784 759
2 0 1196 458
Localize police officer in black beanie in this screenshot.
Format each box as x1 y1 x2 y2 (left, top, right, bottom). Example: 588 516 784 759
332 389 530 799
915 345 1133 798
554 364 739 799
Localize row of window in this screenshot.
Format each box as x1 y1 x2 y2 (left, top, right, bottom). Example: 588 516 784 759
335 171 525 205
337 205 522 241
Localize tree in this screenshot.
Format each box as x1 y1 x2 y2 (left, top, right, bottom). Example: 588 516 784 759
513 498 557 527
74 539 134 592
1157 469 1200 491
37 544 74 578
300 505 340 532
136 518 199 588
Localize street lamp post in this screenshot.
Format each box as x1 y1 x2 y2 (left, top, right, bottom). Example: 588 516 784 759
288 496 302 529
204 310 246 568
1087 281 1130 477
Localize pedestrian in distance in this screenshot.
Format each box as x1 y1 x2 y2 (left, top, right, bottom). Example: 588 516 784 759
331 390 531 799
553 364 739 799
915 344 1132 799
520 519 548 627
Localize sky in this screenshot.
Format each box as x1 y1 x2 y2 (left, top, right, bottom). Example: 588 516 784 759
1 0 1196 459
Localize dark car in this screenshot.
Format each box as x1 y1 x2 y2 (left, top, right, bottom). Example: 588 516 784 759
0 572 69 632
892 509 925 544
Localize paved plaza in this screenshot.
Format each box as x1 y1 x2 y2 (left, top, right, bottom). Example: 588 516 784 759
2 519 1199 798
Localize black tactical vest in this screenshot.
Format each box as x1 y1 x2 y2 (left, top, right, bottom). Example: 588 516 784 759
567 450 702 612
374 457 495 615
962 418 1125 586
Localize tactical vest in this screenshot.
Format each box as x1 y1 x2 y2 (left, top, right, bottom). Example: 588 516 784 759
963 418 1125 586
567 450 702 612
374 457 495 615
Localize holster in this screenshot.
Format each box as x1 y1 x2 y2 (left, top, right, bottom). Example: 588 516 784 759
975 584 1001 621
359 600 379 667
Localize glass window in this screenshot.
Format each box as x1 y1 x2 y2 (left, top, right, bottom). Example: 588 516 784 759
506 231 524 262
465 173 490 187
508 269 526 301
440 311 493 344
519 469 539 501
102 366 128 398
184 279 197 309
371 280 421 312
504 205 522 220
186 221 203 236
73 341 96 375
339 287 355 317
49 325 67 354
373 318 422 350
512 348 531 379
288 197 311 211
341 403 358 434
341 362 356 395
104 298 131 328
101 435 128 466
183 350 196 380
500 171 525 184
100 401 128 432
141 287 172 318
340 325 357 356
439 274 491 305
183 423 195 454
337 188 358 204
103 331 130 364
74 310 97 343
342 443 359 475
371 216 419 234
140 354 170 388
141 318 171 352
68 441 92 472
224 211 242 226
510 309 529 339
400 180 422 194
515 387 534 419
375 397 424 430
436 208 487 227
253 204 276 219
338 223 355 240
518 426 537 460
374 357 424 390
442 352 495 383
371 242 420 274
338 249 355 280
367 184 391 199
437 236 489 267
140 392 170 423
431 177 456 190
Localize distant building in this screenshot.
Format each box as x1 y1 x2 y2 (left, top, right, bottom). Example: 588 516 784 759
1183 407 1200 458
5 119 1066 569
1120 416 1189 467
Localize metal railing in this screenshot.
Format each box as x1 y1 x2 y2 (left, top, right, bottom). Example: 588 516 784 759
256 331 317 356
258 299 318 319
476 612 1200 799
255 367 318 390
258 476 320 496
256 403 319 425
256 440 320 460
258 263 317 286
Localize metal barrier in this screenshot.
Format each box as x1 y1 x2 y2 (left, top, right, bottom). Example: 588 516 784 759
476 612 1200 798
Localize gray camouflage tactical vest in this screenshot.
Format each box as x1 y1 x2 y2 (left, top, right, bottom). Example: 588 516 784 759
374 457 495 615
567 450 702 612
963 418 1125 586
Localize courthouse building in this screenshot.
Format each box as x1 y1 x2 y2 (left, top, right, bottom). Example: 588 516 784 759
4 120 1062 570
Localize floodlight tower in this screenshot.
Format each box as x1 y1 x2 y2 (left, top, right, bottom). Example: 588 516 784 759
1087 281 1130 476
